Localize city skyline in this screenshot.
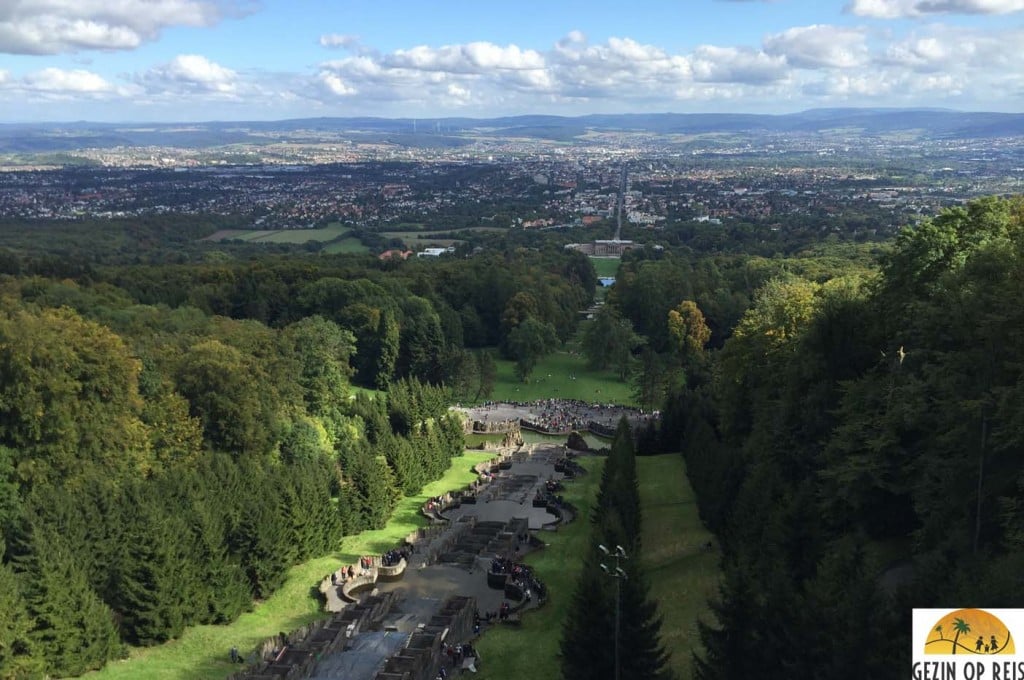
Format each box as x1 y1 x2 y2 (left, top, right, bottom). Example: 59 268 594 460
2 0 1023 122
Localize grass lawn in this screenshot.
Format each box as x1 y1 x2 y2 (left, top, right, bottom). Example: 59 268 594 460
474 456 605 680
490 351 635 406
589 256 620 278
84 452 492 680
638 454 719 680
321 237 369 254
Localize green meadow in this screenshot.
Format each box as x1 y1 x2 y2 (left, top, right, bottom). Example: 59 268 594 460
320 236 370 254
491 351 635 406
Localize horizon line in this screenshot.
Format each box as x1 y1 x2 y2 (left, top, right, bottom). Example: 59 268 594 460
3 106 1018 128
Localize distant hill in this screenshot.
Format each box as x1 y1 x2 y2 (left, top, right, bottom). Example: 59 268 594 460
3 108 1024 153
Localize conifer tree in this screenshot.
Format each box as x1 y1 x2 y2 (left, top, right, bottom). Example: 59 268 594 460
15 523 121 677
562 421 672 680
0 556 43 679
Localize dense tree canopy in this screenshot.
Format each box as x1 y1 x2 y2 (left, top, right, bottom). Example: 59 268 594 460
642 196 1024 678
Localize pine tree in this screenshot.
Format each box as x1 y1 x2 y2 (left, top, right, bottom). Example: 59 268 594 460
562 421 672 680
112 487 193 644
15 523 121 677
0 557 44 679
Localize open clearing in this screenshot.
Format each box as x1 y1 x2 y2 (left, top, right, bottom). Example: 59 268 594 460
491 350 635 406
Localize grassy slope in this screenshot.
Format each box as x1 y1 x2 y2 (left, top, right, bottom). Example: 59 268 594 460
474 456 605 680
639 454 718 680
490 352 635 406
84 452 493 680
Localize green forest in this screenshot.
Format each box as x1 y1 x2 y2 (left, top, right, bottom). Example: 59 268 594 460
625 196 1024 678
0 238 594 677
1 195 1022 678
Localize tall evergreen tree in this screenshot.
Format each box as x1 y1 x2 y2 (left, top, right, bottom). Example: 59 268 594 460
562 421 671 680
15 523 121 677
0 556 43 679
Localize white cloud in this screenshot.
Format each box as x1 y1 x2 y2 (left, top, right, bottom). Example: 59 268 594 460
319 33 360 49
383 42 545 73
22 67 115 93
847 0 1024 16
881 25 1024 73
690 45 788 84
141 54 238 95
319 72 357 96
764 25 870 69
0 0 249 55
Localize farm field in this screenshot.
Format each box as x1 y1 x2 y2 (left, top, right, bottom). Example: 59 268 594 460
204 223 349 243
381 226 508 249
84 452 492 680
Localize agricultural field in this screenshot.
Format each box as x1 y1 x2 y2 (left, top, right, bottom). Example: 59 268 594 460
204 223 349 243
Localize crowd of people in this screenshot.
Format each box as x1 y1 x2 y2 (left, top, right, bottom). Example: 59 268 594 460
381 548 408 568
490 558 545 603
475 398 654 435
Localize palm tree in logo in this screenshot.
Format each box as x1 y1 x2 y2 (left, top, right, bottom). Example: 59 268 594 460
951 618 972 654
935 625 944 641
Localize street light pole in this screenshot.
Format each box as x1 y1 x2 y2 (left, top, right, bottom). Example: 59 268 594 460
599 544 628 680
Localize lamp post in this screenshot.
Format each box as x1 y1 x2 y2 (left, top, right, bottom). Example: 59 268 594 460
599 544 628 680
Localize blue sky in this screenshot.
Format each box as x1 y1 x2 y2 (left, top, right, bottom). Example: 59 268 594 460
1 0 1023 122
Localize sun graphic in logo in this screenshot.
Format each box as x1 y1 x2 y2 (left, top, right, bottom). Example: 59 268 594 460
925 609 1014 655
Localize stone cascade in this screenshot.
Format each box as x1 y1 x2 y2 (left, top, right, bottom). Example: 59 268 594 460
372 596 477 680
228 592 399 680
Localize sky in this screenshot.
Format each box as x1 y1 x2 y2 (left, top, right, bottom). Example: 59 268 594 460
1 0 1023 122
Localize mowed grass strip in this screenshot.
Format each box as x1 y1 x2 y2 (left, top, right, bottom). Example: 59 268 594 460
474 455 605 680
589 256 620 278
84 452 493 680
491 352 635 406
638 453 718 680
